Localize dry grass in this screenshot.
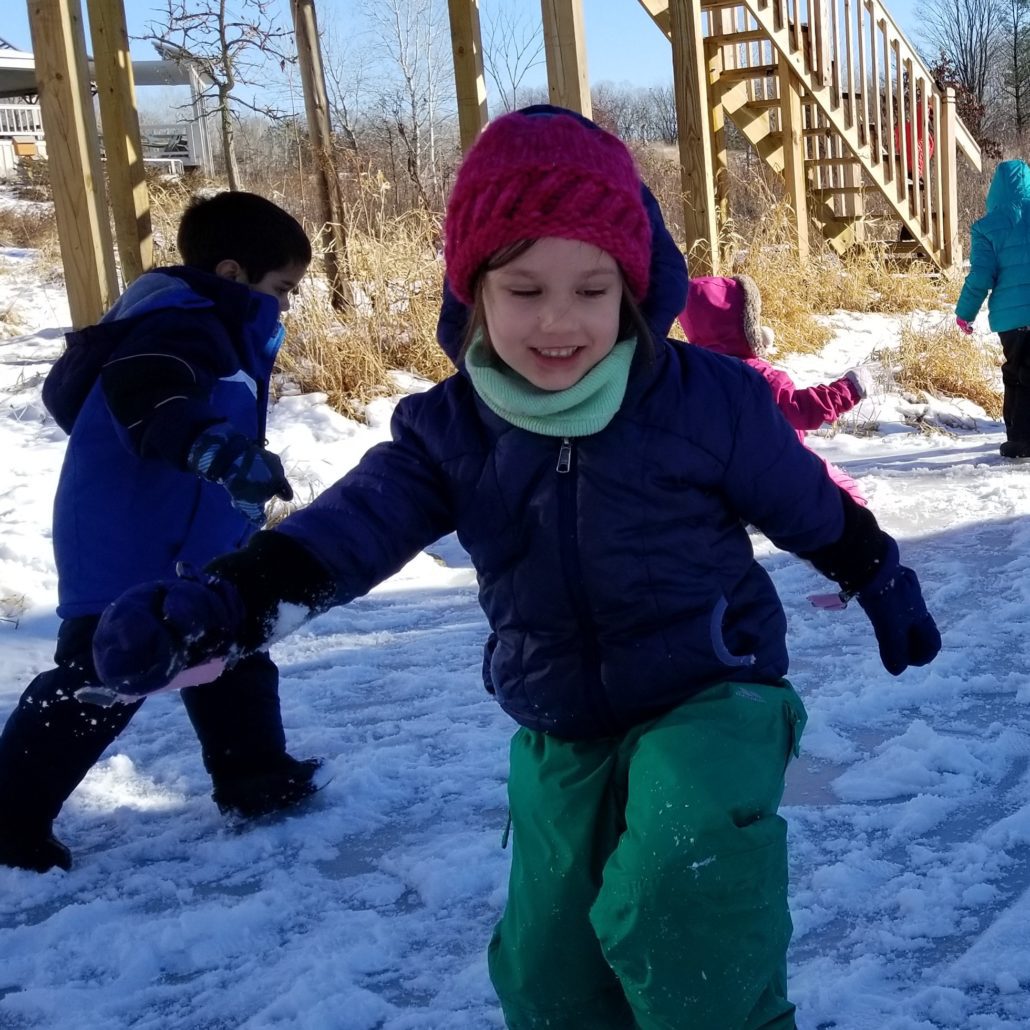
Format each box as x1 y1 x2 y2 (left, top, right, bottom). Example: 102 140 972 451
719 175 955 354
0 199 61 276
631 151 958 358
0 591 28 627
145 172 210 266
276 169 450 418
884 317 1003 418
0 301 29 339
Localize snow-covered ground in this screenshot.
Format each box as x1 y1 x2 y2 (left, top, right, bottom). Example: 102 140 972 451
0 246 1028 1030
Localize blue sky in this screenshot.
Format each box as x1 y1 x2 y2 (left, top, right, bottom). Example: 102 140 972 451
2 0 923 89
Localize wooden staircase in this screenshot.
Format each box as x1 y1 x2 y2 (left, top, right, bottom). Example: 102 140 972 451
637 0 982 268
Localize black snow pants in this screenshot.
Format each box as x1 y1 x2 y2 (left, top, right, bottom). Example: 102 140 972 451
0 615 288 834
1000 326 1030 444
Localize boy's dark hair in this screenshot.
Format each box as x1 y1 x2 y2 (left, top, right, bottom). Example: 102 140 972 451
177 191 312 281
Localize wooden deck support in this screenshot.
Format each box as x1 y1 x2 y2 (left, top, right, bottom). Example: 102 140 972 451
709 10 736 237
670 0 718 275
86 0 152 286
28 0 118 327
541 0 591 117
291 0 352 310
939 87 960 267
777 57 810 263
447 0 488 152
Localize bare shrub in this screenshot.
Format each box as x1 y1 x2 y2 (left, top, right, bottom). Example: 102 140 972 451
885 316 1002 417
0 200 57 249
0 197 62 280
13 157 52 202
277 169 449 419
144 172 208 266
717 172 956 354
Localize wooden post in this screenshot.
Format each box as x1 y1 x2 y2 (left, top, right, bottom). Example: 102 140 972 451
710 10 734 235
939 86 959 268
27 0 118 327
86 0 153 286
447 0 488 152
778 57 810 263
541 0 591 117
670 0 718 275
291 0 352 310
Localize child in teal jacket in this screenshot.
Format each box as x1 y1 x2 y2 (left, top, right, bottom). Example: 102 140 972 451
955 159 1030 457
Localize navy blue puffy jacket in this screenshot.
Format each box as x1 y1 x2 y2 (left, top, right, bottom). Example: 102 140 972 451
273 192 846 738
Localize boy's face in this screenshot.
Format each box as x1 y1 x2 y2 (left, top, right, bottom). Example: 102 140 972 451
247 260 309 314
216 258 309 314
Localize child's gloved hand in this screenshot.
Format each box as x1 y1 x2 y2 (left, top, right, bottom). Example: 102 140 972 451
856 540 941 675
187 422 293 525
956 317 974 335
843 365 876 399
93 569 246 696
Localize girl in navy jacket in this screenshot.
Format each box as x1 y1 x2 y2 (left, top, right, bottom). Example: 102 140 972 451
93 110 941 1028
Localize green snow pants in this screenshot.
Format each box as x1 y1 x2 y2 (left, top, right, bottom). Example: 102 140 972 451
488 680 807 1030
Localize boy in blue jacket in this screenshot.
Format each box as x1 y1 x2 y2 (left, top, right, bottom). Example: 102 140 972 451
0 191 319 873
91 111 940 1027
955 159 1030 457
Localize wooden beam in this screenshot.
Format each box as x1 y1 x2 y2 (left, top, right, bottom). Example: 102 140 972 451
291 0 352 310
86 0 153 286
710 9 736 242
28 0 118 327
777 58 809 263
670 0 718 275
636 0 671 37
541 0 591 117
447 0 488 152
939 86 959 268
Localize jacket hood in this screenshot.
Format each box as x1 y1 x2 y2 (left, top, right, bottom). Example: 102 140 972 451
985 160 1030 215
677 275 766 359
436 105 688 365
103 266 279 333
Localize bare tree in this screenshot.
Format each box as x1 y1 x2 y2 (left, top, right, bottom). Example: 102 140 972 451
916 0 1002 110
592 82 639 139
362 0 453 208
1000 0 1030 133
482 3 545 113
317 7 373 153
142 0 294 190
643 85 679 144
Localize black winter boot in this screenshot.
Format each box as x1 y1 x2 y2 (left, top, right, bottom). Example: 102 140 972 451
1000 440 1030 458
0 822 72 873
211 756 323 819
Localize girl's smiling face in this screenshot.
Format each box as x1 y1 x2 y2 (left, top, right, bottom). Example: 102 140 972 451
482 237 624 391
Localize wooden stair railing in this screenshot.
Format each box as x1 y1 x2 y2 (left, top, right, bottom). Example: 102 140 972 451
636 0 982 268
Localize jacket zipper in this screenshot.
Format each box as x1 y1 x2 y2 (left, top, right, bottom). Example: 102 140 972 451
555 436 618 734
556 437 572 473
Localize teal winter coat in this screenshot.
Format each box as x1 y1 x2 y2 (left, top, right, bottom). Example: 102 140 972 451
955 160 1030 332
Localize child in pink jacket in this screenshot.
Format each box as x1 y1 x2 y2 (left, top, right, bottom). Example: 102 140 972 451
679 275 870 504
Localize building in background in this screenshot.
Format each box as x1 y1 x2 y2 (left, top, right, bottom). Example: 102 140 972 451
0 37 214 180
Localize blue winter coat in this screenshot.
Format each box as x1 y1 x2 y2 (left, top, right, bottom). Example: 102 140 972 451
955 160 1030 332
275 237 846 741
49 267 282 618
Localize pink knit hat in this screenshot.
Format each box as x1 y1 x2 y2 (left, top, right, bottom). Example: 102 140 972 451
444 109 652 305
677 275 767 358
